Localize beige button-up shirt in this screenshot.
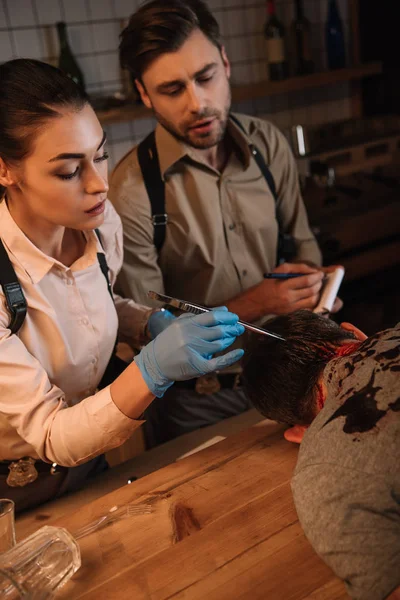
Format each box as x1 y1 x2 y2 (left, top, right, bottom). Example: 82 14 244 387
0 200 152 466
110 113 321 309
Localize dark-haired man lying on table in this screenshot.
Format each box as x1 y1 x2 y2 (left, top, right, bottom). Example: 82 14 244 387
242 310 400 600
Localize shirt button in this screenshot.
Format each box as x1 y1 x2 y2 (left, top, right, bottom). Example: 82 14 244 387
229 223 236 231
242 269 247 276
66 278 74 286
81 318 89 326
91 357 97 365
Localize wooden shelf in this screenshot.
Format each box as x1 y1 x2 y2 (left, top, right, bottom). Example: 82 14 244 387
96 62 382 126
231 62 382 102
97 102 151 126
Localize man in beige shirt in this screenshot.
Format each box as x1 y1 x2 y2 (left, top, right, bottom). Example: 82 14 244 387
110 0 329 446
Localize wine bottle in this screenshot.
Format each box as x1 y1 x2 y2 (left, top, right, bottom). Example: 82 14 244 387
291 0 314 75
120 18 142 104
264 0 288 81
56 22 86 91
325 0 346 70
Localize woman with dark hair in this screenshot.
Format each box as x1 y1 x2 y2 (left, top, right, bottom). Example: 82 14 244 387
0 58 244 512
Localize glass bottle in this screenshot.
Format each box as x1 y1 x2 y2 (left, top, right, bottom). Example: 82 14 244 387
0 526 80 598
325 0 346 70
120 18 142 104
0 499 16 554
56 21 86 91
291 0 314 75
264 0 288 81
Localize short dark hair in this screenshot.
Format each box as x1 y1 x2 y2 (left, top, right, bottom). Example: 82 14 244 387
241 311 356 425
119 0 222 80
0 59 89 196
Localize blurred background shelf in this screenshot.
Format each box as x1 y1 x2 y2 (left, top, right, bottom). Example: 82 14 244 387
231 62 382 102
96 62 382 125
96 102 151 126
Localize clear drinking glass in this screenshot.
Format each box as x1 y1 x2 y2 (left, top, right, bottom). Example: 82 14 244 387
0 525 81 599
0 499 16 554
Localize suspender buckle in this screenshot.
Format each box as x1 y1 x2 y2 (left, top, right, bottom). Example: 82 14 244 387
3 282 27 334
152 214 168 226
4 282 25 308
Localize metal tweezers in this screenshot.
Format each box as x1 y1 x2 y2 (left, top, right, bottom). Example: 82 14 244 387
148 291 285 341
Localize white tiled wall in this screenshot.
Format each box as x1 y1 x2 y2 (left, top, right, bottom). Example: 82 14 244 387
0 0 352 168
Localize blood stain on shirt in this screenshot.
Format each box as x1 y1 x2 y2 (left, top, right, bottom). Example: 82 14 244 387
323 371 385 434
376 347 400 362
388 398 400 412
344 362 355 376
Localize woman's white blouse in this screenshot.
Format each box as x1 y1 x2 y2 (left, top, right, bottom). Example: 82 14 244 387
0 200 151 466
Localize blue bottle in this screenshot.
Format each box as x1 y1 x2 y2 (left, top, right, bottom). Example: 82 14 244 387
325 0 346 70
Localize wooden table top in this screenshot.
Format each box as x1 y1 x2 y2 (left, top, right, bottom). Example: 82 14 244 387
18 421 348 599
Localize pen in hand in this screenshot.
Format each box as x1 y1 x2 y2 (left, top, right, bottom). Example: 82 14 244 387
263 273 304 280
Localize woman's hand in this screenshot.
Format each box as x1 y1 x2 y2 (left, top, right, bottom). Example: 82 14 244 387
146 308 176 338
135 308 245 397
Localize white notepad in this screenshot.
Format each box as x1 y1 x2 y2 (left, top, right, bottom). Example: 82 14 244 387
313 267 345 315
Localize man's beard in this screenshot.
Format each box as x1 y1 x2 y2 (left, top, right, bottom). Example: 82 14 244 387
152 92 231 150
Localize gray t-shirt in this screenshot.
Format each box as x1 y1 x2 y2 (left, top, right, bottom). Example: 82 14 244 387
292 323 400 600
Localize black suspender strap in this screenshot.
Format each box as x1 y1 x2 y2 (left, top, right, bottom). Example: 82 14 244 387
250 144 278 198
0 238 27 335
137 131 167 253
94 229 114 303
94 229 127 388
230 114 296 264
0 228 125 391
137 116 296 264
247 141 284 236
229 114 278 201
0 230 115 337
97 253 113 300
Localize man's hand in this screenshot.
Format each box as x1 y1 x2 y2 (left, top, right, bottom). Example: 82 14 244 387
227 262 324 322
256 262 325 315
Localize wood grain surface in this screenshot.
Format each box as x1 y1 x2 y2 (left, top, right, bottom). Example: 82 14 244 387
17 421 348 599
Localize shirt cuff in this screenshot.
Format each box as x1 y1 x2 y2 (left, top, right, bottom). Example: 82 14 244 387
115 296 154 347
88 385 145 445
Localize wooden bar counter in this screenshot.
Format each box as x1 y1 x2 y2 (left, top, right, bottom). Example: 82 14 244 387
16 421 348 599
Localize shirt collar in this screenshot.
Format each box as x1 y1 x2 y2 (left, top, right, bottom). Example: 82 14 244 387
156 115 252 178
0 200 100 284
227 116 252 169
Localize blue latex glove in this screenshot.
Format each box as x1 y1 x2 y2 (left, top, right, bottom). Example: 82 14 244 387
147 308 176 338
135 308 245 397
